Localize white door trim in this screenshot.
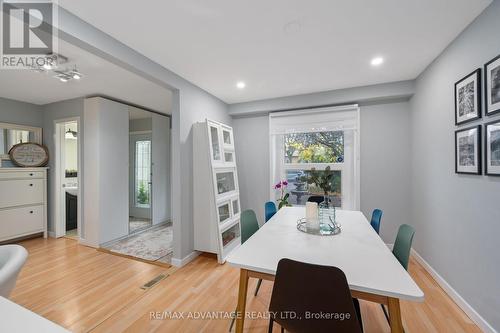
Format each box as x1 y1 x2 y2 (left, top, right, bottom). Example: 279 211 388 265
54 117 82 240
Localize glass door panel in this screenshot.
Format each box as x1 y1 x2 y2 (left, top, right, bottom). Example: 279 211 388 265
224 152 234 163
222 129 232 145
209 125 221 161
218 202 231 223
215 171 236 195
232 198 240 215
222 223 240 247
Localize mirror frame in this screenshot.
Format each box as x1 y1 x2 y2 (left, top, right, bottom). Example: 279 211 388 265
0 122 43 160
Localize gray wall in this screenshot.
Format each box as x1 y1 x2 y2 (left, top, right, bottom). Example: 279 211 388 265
0 97 43 127
57 6 230 261
232 115 270 225
232 99 412 245
1 97 85 236
360 101 411 242
410 0 500 330
177 86 231 259
42 98 85 234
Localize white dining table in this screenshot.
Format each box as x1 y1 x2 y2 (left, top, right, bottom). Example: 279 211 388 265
0 296 70 333
227 206 424 333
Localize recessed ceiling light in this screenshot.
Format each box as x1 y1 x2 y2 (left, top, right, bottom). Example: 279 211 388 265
371 57 384 66
236 81 246 89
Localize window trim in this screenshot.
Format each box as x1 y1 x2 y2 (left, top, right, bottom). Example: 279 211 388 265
269 105 360 210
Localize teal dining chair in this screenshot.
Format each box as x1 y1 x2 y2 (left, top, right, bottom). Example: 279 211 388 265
370 209 383 234
241 210 259 244
392 224 415 271
229 209 261 331
380 224 415 326
264 201 277 222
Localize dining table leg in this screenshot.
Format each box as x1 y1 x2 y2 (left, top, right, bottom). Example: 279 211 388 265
387 297 404 333
235 268 249 333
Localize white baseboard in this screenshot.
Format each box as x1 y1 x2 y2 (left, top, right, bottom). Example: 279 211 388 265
171 251 200 268
411 248 496 333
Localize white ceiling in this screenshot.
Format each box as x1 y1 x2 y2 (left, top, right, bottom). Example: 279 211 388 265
59 0 491 104
0 39 172 112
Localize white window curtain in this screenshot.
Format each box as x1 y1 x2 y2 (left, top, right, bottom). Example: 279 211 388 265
269 105 360 210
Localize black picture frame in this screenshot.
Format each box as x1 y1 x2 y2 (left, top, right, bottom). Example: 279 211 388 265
484 120 500 176
484 54 500 116
454 69 482 125
455 125 481 175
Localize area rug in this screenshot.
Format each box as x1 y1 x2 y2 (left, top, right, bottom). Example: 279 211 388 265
105 222 173 263
129 217 152 233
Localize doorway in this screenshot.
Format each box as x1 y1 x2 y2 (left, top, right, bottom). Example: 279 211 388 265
129 132 153 233
54 118 81 240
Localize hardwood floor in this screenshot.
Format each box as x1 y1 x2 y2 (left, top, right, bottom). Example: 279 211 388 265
11 237 168 332
11 237 481 333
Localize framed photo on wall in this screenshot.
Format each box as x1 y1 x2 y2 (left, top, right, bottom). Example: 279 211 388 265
484 120 500 176
455 125 481 175
455 69 481 125
484 55 500 116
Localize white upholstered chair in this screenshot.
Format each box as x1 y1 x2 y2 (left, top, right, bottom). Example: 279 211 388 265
0 245 28 298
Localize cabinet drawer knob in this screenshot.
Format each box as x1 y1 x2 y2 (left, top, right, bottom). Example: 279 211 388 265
29 211 33 214
29 173 34 176
29 183 33 187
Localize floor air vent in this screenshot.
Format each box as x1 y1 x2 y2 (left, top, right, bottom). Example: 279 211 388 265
141 274 167 289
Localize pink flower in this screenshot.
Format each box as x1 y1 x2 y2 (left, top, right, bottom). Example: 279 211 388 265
274 183 282 189
282 180 288 186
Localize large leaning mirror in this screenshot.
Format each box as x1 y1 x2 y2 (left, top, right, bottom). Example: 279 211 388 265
0 122 43 159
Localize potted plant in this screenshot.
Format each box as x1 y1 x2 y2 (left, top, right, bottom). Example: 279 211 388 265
301 166 339 204
274 180 290 209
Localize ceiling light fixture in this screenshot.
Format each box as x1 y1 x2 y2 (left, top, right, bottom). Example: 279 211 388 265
69 66 82 80
65 129 77 139
236 81 246 89
54 72 72 82
371 57 384 66
30 53 69 73
54 66 84 83
42 63 53 70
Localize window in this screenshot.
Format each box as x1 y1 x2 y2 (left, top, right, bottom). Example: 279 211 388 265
270 105 360 210
284 131 344 164
135 140 151 208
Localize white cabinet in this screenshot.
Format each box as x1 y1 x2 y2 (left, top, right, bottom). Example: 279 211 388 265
193 120 241 263
0 168 47 242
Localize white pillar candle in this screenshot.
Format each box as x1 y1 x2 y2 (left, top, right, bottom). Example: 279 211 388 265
306 202 319 229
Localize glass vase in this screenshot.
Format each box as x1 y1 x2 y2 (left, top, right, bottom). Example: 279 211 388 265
319 196 336 227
